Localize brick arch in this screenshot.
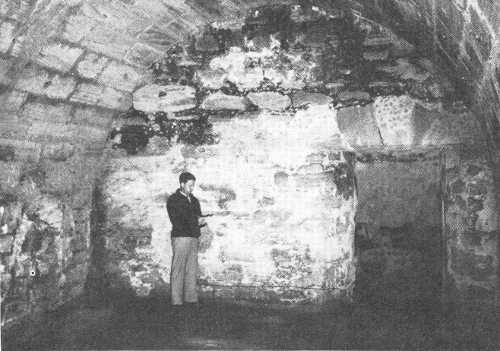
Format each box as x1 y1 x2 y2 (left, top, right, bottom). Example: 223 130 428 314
0 0 349 159
2 1 499 153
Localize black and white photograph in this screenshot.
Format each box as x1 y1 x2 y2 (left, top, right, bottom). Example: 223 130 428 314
0 0 499 350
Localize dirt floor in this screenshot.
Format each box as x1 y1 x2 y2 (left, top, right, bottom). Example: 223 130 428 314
2 289 499 350
3 225 498 350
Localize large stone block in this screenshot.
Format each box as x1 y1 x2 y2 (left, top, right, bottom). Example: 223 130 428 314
0 57 14 85
35 43 84 73
195 69 227 90
133 84 197 113
337 105 382 148
98 87 133 111
373 95 416 147
70 83 103 105
83 0 152 36
337 90 370 102
247 92 291 111
98 61 144 93
201 92 250 111
15 66 76 99
162 18 195 41
62 12 98 43
420 109 484 147
82 23 136 61
42 143 76 161
72 106 114 128
11 66 49 95
0 109 18 123
124 42 163 68
27 122 76 143
21 101 73 124
41 162 79 195
0 139 41 162
0 160 22 191
137 24 178 52
72 124 108 146
134 0 185 20
0 235 14 253
0 21 15 54
379 58 430 82
9 34 24 58
71 84 132 112
0 142 14 162
76 52 109 79
227 67 264 91
0 90 28 112
291 91 332 108
209 49 246 71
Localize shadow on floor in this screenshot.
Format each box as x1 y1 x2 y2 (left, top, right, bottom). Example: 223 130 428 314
2 292 499 350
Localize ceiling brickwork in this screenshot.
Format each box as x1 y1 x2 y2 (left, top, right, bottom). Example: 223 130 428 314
0 0 497 160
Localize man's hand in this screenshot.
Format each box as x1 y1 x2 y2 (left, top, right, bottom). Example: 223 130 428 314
198 217 206 226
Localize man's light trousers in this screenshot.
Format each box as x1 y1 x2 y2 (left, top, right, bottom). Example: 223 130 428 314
170 237 199 305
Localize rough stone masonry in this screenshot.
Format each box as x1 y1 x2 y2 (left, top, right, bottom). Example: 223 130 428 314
0 0 499 329
101 2 494 306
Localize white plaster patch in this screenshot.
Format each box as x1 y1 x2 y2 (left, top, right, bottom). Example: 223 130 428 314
103 107 356 299
209 48 246 71
227 67 264 91
257 106 342 168
195 69 227 90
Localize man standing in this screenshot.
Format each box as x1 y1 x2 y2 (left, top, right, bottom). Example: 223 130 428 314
166 172 206 307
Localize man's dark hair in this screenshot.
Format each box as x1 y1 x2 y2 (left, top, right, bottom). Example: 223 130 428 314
179 172 196 184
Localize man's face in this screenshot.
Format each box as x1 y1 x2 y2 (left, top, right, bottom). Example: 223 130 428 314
180 180 195 195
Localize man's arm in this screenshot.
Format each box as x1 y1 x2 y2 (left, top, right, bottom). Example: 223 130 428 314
166 196 185 228
195 198 202 216
194 198 206 226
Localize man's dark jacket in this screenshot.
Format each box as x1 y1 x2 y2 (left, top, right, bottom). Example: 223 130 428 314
166 189 202 238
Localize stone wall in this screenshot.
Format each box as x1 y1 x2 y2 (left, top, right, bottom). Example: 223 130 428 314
0 0 496 323
0 150 106 326
95 1 490 304
100 109 357 304
444 147 498 302
352 0 500 152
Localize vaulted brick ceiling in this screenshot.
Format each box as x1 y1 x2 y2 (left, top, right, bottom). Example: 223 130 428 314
0 0 344 158
0 0 499 157
0 0 301 157
3 0 296 70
